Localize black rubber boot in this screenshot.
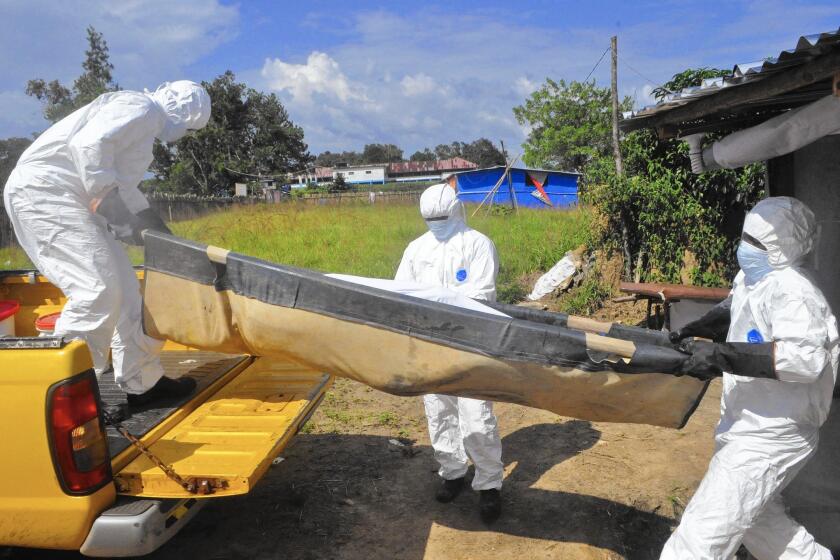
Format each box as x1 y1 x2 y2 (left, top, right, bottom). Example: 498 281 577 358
100 402 130 424
479 489 502 523
126 376 197 407
435 477 465 503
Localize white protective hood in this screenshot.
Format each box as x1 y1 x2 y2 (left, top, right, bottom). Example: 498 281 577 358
150 81 212 143
420 183 468 241
742 196 816 269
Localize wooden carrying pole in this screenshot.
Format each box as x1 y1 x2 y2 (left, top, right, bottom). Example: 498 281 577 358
584 332 636 360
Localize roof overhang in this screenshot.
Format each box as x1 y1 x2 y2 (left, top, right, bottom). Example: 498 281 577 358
455 165 581 176
621 31 840 139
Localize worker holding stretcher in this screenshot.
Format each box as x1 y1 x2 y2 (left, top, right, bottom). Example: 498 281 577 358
3 81 211 406
662 197 839 559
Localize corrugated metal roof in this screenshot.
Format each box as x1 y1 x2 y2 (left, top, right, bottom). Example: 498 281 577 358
337 163 389 170
623 28 840 125
388 157 478 175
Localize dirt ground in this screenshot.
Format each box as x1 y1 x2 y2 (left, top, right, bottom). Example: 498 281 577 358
1 380 721 560
143 377 721 560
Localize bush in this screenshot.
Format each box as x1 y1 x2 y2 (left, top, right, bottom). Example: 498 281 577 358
584 130 764 287
514 68 766 289
329 174 350 192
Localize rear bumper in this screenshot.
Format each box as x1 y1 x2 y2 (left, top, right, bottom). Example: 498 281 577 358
79 496 204 557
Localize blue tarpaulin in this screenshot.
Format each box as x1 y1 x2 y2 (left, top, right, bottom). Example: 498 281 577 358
454 167 579 209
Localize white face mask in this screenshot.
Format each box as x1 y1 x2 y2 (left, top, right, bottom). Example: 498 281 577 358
426 217 461 241
737 241 773 286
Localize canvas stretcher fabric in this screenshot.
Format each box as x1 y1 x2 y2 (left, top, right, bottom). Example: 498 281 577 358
141 232 709 429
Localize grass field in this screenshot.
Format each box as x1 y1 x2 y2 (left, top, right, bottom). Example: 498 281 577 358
1 202 591 301
294 180 436 194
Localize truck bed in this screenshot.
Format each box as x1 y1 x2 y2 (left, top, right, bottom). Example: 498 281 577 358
101 351 248 457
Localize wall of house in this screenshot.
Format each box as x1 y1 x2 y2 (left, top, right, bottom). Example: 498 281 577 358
334 167 386 184
770 134 840 548
768 134 840 313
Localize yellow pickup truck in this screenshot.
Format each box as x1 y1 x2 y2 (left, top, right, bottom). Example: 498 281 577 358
0 268 332 557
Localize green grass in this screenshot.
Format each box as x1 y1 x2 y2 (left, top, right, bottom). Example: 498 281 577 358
173 203 591 300
0 246 33 270
294 180 436 195
0 245 144 269
2 202 592 303
555 279 612 315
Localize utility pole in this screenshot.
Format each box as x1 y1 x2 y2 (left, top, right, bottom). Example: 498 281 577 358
610 35 623 176
611 35 632 279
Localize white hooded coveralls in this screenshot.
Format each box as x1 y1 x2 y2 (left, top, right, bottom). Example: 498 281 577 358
3 81 211 394
662 197 839 559
395 183 504 490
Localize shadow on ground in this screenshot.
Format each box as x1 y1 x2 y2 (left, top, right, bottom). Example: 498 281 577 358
0 421 673 560
142 420 673 560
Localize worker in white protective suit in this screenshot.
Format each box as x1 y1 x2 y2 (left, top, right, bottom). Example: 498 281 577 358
3 81 211 406
395 177 504 523
662 196 839 559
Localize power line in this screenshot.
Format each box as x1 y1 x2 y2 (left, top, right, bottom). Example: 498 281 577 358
584 46 611 83
620 59 673 95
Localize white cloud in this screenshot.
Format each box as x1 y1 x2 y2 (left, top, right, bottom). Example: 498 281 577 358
514 77 539 97
400 73 438 97
0 0 238 87
638 84 658 108
7 1 839 155
247 8 660 153
265 3 839 154
261 52 368 104
0 0 239 136
101 1 239 80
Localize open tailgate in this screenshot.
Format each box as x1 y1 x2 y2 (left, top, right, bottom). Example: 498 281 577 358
113 358 331 498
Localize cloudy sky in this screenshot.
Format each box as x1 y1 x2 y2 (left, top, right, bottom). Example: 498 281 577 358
1 1 839 155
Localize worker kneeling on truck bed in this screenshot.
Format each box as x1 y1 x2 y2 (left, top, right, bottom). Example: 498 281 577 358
3 81 211 406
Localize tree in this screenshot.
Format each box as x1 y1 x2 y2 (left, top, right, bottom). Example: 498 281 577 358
652 67 730 102
330 173 349 192
315 150 362 167
0 137 33 193
361 143 403 164
410 148 436 162
583 68 764 285
151 71 312 196
426 139 505 167
513 79 632 172
26 26 118 123
434 143 460 160
461 138 506 167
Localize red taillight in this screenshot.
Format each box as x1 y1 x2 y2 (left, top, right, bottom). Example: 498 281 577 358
48 373 112 494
